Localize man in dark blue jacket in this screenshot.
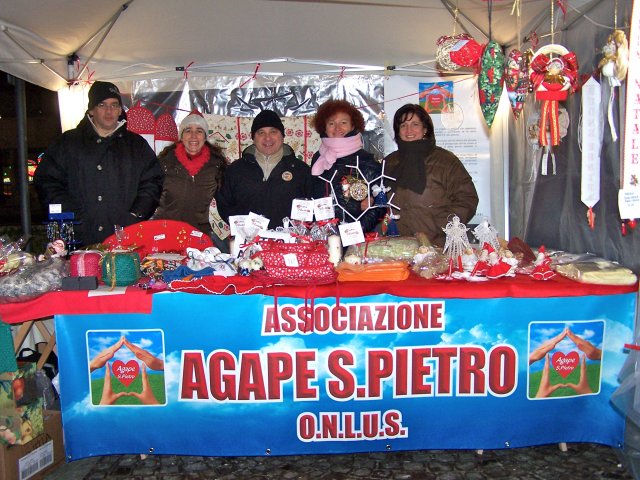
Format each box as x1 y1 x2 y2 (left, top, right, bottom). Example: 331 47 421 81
216 110 314 230
34 81 163 245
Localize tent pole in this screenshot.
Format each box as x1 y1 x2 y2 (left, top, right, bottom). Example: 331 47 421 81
73 1 134 83
13 76 32 249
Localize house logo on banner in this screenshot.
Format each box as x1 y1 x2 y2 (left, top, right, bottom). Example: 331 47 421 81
87 330 166 406
528 320 604 399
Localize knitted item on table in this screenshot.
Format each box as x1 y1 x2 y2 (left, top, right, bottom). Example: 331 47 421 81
102 252 141 287
70 251 103 281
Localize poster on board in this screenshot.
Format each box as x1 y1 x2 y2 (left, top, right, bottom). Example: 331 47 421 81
384 75 496 227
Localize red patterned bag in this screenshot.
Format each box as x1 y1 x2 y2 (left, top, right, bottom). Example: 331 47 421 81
255 241 337 285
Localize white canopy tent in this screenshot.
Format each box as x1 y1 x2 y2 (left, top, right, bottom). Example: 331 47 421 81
0 0 596 92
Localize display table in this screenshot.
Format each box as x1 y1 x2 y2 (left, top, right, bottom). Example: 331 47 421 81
1 274 637 460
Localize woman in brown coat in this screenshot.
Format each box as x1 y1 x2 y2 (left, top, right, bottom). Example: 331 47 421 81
385 104 478 246
154 111 227 250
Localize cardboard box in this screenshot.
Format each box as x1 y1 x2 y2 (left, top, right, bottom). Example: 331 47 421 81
0 363 39 410
0 410 64 480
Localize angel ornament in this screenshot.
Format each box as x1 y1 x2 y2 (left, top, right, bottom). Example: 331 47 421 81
472 218 500 252
442 215 471 275
599 29 629 88
599 29 629 142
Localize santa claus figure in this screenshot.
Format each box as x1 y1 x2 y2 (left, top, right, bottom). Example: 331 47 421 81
530 245 556 281
486 246 513 280
470 243 492 277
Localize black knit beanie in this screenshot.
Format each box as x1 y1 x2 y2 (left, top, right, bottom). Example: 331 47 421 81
251 110 285 138
88 81 122 109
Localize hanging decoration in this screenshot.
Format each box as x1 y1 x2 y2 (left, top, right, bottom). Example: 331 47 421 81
598 25 629 142
435 1 484 72
126 102 156 150
504 49 530 119
580 77 603 230
505 0 529 119
528 44 578 175
154 112 179 154
436 34 485 71
526 106 569 177
477 41 505 128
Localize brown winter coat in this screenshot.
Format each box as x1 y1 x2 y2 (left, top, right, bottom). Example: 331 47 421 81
154 143 225 236
385 138 478 247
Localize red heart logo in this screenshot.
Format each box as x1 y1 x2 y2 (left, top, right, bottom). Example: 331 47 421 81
551 351 580 378
112 360 140 387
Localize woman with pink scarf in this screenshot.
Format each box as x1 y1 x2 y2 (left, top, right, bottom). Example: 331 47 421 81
310 100 384 233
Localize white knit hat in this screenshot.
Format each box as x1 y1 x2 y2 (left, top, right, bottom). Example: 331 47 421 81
179 110 209 138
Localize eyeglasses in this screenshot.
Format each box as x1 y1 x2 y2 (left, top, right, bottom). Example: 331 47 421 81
95 102 122 111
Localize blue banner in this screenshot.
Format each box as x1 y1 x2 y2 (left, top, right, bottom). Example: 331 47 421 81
55 292 636 459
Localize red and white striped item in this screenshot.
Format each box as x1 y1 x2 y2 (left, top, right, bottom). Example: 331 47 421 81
70 251 103 280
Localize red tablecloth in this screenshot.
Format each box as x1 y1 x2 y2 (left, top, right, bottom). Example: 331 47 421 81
1 274 636 325
169 272 637 300
0 287 153 324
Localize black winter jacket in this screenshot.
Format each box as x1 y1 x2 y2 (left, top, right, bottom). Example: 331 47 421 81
216 144 314 230
34 117 163 245
311 149 385 233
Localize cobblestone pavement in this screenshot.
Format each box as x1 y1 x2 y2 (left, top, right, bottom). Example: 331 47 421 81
44 444 634 480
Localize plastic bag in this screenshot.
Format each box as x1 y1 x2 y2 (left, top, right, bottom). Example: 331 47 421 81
0 257 68 302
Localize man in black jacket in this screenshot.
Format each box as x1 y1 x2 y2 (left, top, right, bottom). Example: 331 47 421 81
34 81 163 245
216 110 314 230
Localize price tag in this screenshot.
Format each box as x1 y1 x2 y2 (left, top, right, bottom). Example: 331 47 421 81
190 230 203 238
283 253 300 267
338 222 365 247
314 197 335 221
291 199 314 221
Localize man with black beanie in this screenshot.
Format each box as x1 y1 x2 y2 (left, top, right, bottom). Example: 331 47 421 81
34 81 163 245
216 109 314 230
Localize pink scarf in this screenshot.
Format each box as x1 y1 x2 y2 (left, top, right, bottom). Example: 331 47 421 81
311 134 363 176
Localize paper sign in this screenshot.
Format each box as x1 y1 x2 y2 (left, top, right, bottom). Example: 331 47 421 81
314 197 335 221
228 215 247 237
618 187 640 220
248 212 270 233
49 203 62 214
291 199 314 222
338 221 365 247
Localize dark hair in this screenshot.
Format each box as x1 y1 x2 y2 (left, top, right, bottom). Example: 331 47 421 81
392 104 434 142
311 99 365 136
